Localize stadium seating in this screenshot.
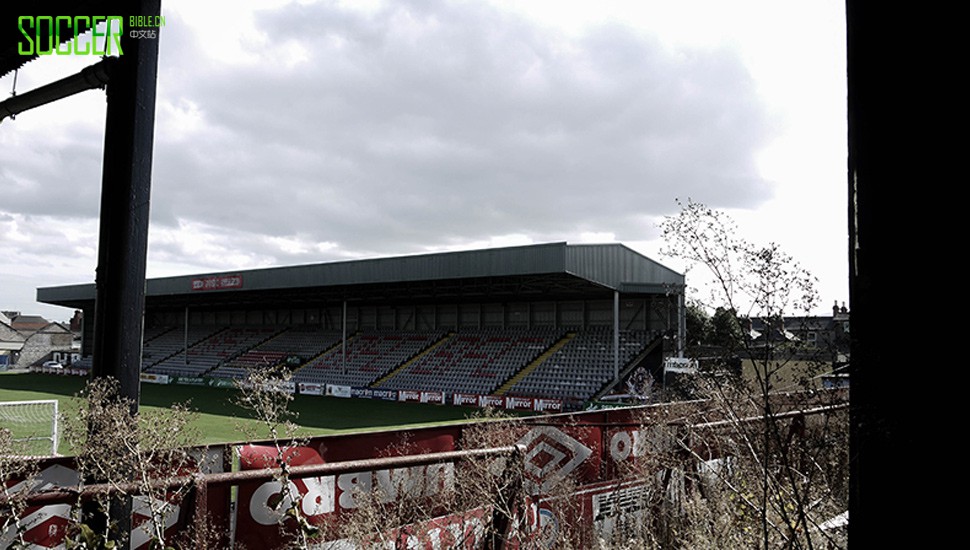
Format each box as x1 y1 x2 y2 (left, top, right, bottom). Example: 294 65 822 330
207 327 342 380
379 328 563 395
72 324 662 406
146 326 279 378
504 328 659 402
292 331 445 388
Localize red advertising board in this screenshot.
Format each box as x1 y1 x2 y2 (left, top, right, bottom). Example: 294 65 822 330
533 398 564 412
190 274 243 291
235 445 333 549
452 393 479 406
11 402 690 549
477 395 505 408
516 424 603 492
504 396 534 411
235 430 459 549
3 461 78 547
6 449 230 550
420 391 445 404
398 389 422 402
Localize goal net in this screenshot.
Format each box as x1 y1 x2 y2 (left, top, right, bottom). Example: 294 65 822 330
0 399 59 456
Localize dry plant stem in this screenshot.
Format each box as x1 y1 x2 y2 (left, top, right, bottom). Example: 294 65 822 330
63 376 205 549
233 364 314 549
326 410 535 549
655 200 845 549
1 429 40 549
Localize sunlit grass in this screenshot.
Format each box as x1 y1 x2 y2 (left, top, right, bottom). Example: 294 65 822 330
1 372 482 455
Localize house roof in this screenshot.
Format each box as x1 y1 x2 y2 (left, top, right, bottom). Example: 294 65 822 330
0 319 26 349
35 321 72 334
8 314 49 333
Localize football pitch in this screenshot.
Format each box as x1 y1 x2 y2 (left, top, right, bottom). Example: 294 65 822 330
0 372 483 454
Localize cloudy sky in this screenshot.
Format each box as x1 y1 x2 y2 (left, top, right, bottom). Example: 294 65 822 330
1 0 847 321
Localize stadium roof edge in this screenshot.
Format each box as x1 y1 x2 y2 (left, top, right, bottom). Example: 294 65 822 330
37 242 685 308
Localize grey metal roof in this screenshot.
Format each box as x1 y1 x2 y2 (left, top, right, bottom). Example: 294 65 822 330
38 242 684 307
564 244 685 292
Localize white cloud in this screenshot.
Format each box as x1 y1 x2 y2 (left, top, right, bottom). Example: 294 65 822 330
0 0 847 316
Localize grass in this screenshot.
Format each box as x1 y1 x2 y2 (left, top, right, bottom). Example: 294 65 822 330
0 372 483 454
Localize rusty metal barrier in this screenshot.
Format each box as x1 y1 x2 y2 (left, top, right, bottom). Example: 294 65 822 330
687 402 849 431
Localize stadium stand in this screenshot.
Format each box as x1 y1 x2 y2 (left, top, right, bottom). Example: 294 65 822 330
39 243 686 407
52 327 660 405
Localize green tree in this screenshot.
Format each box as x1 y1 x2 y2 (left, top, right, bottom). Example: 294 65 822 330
710 306 743 350
685 301 713 349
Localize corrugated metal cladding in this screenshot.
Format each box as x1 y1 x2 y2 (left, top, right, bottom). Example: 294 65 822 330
565 244 684 290
37 242 683 305
147 242 568 295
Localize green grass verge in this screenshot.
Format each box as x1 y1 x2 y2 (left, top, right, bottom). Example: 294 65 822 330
1 373 484 454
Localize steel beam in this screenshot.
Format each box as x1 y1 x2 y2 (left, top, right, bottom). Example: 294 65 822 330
0 58 115 123
90 0 161 409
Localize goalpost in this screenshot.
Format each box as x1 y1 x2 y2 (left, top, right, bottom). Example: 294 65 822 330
0 399 59 456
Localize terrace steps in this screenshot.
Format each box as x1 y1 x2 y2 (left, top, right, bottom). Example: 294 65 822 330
494 332 575 396
370 332 455 388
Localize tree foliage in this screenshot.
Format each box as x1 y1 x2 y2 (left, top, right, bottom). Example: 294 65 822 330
710 306 744 351
685 301 712 349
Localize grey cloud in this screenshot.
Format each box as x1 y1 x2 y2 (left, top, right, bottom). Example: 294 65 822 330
6 0 773 271
0 121 104 219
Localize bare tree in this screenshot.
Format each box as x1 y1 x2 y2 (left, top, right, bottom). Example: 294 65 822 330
655 198 849 549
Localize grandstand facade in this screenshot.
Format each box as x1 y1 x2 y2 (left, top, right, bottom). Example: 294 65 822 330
38 242 685 408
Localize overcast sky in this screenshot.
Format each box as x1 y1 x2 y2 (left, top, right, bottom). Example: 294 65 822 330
1 0 847 322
